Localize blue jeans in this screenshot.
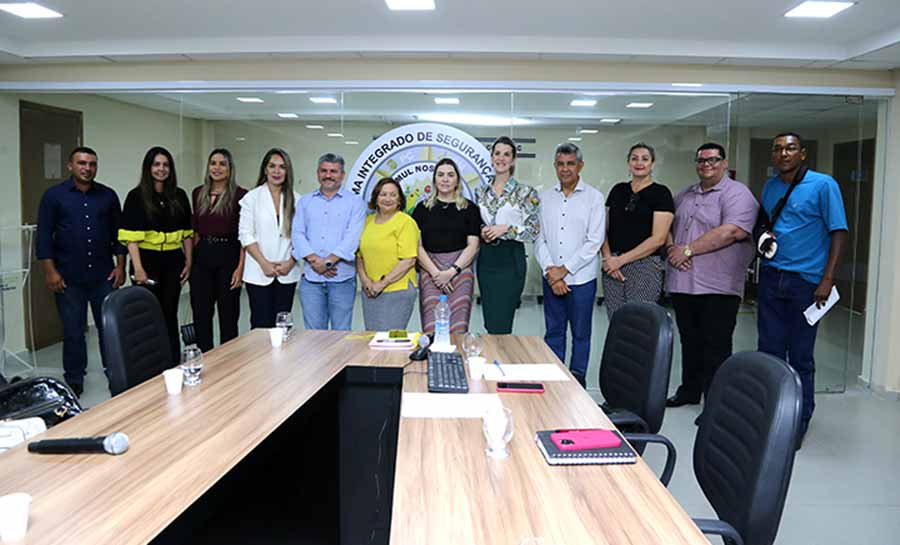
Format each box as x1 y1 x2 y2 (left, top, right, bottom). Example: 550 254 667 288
542 278 596 380
54 280 115 385
757 267 819 429
299 277 357 331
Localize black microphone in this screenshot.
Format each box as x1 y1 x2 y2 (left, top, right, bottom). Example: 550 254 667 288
27 432 129 455
409 334 431 361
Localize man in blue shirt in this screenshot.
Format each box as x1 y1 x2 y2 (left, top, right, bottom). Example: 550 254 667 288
36 147 126 396
291 153 366 330
758 133 848 448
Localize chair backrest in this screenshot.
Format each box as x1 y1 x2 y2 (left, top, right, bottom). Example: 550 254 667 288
102 286 173 396
693 351 802 545
598 302 674 434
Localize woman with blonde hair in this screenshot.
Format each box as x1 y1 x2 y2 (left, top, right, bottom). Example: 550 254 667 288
238 148 301 328
189 148 247 352
412 158 482 333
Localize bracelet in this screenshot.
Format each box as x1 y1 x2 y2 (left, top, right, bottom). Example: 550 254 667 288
451 264 462 275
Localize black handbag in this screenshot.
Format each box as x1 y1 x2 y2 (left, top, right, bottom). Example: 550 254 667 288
0 376 83 427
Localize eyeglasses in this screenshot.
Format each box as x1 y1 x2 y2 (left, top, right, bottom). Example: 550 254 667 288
624 192 640 212
771 145 802 154
694 156 723 166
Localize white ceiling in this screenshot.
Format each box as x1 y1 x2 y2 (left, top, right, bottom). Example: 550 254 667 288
0 0 899 69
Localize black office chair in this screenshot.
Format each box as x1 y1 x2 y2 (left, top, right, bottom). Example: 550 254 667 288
689 351 802 545
102 286 173 396
597 302 674 440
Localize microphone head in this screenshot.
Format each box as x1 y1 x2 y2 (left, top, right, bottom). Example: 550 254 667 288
417 334 430 349
103 432 130 455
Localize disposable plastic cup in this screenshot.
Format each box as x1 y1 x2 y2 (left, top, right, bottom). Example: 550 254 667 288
269 328 284 348
163 368 184 395
468 356 486 380
0 492 32 542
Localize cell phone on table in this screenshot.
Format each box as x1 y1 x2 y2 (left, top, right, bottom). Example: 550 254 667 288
496 382 544 393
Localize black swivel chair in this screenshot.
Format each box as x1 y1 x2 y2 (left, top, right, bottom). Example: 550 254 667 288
102 286 174 397
689 351 802 545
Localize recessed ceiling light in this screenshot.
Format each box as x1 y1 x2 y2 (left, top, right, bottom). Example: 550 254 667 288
785 1 854 18
0 3 63 18
570 99 597 107
626 102 654 109
672 83 703 88
305 124 324 129
568 137 583 142
579 129 599 134
385 0 435 10
345 141 359 145
235 137 247 142
275 90 308 94
415 113 531 127
277 113 299 119
600 118 622 124
310 97 337 104
236 97 264 103
434 97 460 105
328 133 344 138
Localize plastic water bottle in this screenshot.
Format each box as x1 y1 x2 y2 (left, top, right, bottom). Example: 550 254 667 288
434 295 451 347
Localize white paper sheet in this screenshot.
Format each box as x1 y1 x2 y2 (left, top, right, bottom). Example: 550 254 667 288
401 393 502 419
482 363 570 382
803 286 840 326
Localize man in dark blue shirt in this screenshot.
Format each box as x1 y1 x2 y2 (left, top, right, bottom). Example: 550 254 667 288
36 147 126 396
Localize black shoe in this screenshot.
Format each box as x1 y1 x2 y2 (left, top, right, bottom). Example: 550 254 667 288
67 382 84 397
572 373 587 388
666 393 700 407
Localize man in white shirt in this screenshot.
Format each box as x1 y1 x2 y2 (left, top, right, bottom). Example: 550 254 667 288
534 143 606 387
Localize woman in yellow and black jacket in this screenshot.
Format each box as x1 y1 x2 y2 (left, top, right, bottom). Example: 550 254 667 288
119 146 193 363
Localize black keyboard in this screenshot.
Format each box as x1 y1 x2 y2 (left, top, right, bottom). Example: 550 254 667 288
427 352 469 393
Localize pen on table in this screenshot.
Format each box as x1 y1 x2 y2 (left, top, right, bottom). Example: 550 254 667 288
493 359 506 376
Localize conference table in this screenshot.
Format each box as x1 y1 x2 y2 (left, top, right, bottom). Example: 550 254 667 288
0 330 708 545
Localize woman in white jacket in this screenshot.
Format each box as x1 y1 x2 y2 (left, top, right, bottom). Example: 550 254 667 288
238 148 302 328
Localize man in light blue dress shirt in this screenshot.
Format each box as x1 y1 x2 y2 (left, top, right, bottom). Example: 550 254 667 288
292 153 366 330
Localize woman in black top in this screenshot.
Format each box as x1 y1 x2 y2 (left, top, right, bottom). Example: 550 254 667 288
119 146 194 362
412 158 481 333
601 142 674 318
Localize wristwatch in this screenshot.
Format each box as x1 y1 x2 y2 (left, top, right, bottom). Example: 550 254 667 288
451 264 462 275
324 261 335 269
682 245 693 258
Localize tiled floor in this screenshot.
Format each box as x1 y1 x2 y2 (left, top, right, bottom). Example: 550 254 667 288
3 294 898 545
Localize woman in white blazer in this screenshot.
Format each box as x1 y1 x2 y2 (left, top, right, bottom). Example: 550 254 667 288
238 148 302 328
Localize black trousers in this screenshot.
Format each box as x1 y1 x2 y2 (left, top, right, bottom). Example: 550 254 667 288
670 293 741 401
190 239 242 352
133 248 185 364
246 281 297 329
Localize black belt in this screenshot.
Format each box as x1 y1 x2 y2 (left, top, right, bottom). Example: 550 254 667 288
201 235 237 243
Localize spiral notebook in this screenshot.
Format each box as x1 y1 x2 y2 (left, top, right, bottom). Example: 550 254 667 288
535 429 636 466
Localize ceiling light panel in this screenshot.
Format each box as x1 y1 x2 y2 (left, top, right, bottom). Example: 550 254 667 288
785 1 854 18
568 137 583 142
277 113 299 119
328 133 344 137
434 97 460 105
385 0 435 10
0 2 63 18
579 129 599 134
310 97 337 104
626 102 654 109
570 99 597 107
237 97 264 103
600 118 622 124
306 124 324 129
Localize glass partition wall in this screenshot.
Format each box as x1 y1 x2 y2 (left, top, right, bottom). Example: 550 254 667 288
0 87 882 395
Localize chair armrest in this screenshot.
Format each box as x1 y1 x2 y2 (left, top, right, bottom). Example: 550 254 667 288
692 518 744 545
605 409 649 434
622 432 676 486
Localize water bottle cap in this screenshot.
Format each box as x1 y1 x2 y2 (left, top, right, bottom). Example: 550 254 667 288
439 295 448 302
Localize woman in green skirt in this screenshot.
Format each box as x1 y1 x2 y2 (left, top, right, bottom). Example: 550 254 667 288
474 136 541 334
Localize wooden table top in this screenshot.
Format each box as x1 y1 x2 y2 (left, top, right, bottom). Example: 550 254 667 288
0 331 707 545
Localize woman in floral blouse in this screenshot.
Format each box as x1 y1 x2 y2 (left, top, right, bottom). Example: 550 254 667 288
474 136 541 334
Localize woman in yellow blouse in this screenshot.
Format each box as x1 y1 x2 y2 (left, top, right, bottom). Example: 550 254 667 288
119 146 193 362
356 177 420 330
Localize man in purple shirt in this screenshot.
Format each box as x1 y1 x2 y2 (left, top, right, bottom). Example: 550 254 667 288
664 143 759 409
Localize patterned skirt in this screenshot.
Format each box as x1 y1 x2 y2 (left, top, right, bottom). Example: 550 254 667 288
419 250 475 334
